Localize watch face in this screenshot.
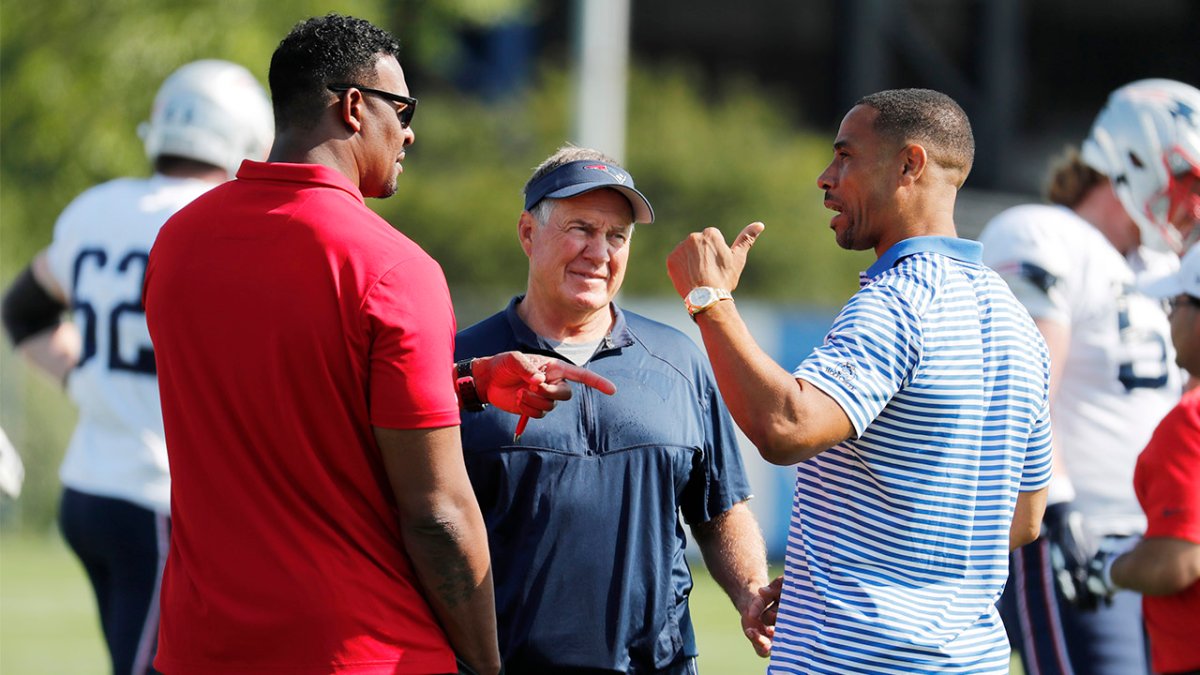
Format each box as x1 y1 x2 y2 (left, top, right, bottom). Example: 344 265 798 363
688 287 716 306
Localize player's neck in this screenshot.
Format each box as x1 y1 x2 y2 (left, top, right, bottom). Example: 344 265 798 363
156 159 227 184
517 293 614 344
267 131 358 184
1074 185 1138 255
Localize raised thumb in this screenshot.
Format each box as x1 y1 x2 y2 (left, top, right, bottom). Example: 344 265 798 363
732 222 765 254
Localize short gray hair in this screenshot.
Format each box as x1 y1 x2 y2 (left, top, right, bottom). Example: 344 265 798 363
528 197 559 226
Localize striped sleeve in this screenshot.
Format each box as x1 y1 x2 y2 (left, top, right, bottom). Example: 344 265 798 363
793 281 921 437
1021 396 1053 491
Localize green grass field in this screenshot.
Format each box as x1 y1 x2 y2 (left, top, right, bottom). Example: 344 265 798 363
0 532 768 674
0 533 1022 674
1 532 107 674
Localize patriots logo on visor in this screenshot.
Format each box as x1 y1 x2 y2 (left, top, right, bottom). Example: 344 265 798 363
584 164 629 184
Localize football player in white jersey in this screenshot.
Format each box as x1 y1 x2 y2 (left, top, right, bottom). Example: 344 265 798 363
979 79 1200 675
1 60 272 675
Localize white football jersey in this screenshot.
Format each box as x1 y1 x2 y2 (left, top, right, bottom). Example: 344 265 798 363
44 175 216 514
979 204 1181 537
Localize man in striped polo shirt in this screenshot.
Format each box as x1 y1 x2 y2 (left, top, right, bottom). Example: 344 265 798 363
667 89 1053 673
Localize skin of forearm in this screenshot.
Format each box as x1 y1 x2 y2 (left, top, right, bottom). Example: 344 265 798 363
16 323 80 385
401 506 501 675
696 303 849 465
1008 488 1047 551
1111 539 1200 596
692 502 769 613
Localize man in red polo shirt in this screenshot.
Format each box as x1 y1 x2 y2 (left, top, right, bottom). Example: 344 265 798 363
145 14 611 675
1086 243 1200 675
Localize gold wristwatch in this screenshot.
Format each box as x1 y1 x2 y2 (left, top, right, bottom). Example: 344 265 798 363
684 286 733 319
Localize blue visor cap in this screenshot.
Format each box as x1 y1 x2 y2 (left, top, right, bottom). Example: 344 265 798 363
523 160 655 224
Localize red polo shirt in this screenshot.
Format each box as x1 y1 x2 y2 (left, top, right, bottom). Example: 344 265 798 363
146 161 460 674
1133 388 1200 674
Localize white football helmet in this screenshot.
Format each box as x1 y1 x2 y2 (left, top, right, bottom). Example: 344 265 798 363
139 59 274 176
1081 79 1200 254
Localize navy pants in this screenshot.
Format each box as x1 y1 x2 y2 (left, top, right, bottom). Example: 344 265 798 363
1000 536 1150 675
59 488 168 675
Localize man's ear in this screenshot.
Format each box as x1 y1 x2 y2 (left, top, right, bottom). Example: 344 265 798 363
335 89 367 133
898 143 928 185
518 211 536 257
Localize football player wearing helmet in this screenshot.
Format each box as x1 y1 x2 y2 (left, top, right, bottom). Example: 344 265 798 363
979 79 1200 675
1 59 272 675
1082 79 1200 255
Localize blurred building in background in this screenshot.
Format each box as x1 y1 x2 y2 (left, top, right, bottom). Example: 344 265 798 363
443 0 1197 237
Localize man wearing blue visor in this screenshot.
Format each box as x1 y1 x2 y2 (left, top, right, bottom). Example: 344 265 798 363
455 146 770 674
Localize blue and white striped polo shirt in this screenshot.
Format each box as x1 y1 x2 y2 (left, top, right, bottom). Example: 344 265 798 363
770 236 1053 674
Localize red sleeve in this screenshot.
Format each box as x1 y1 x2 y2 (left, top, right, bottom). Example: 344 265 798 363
363 254 460 430
1136 394 1200 544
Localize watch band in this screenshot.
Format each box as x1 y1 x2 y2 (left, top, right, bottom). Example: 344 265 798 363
455 358 474 380
685 287 733 320
454 358 487 412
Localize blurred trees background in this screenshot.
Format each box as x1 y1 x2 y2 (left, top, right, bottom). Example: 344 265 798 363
0 0 867 531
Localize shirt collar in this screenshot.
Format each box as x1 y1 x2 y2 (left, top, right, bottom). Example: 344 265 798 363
235 160 365 203
864 236 982 281
502 296 635 355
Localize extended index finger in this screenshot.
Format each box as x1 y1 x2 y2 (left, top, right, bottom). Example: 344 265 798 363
546 362 617 395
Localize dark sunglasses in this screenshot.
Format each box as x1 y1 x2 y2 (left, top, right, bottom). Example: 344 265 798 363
327 84 417 128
